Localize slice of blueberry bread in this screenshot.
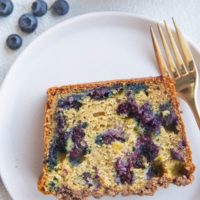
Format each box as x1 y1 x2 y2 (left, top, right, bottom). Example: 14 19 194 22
38 76 195 200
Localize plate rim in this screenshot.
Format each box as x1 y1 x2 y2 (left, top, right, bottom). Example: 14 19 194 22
0 11 200 199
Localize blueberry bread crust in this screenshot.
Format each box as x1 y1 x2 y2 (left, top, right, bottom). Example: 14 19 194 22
38 76 195 200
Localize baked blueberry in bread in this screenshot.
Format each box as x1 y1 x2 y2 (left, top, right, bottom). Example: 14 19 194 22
38 76 195 200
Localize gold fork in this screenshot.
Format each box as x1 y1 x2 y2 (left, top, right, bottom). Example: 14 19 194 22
150 19 200 129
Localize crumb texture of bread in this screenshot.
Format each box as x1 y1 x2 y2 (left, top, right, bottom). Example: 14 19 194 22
38 76 195 200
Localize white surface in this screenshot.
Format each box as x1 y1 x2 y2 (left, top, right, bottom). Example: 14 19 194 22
1 1 200 200
0 12 200 200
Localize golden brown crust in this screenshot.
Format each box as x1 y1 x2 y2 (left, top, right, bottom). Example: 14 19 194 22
38 76 195 199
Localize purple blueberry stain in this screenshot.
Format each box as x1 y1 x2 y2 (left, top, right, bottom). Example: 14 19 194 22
57 94 83 110
117 99 161 135
71 123 85 144
181 140 187 147
95 129 126 145
87 84 122 100
170 149 184 161
69 144 87 164
82 172 93 187
88 87 112 100
139 103 154 124
178 139 187 149
54 110 66 130
160 102 178 133
117 97 140 118
115 156 135 185
47 122 89 169
125 83 148 95
132 135 159 168
82 171 100 188
145 116 161 135
46 129 71 169
139 103 161 135
46 140 58 169
56 130 71 153
68 123 89 164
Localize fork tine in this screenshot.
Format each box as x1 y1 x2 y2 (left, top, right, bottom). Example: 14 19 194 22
164 21 188 75
172 18 195 71
150 26 169 77
157 24 180 79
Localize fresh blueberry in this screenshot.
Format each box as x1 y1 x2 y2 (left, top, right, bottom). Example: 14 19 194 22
6 34 22 50
52 0 69 16
32 0 48 17
18 13 38 33
0 0 13 17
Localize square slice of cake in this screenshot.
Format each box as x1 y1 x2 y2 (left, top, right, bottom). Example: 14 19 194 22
38 76 195 200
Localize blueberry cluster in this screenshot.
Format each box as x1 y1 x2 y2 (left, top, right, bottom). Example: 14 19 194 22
47 119 89 169
115 135 159 184
132 135 159 169
56 83 146 106
117 98 161 135
1 0 70 50
69 123 89 164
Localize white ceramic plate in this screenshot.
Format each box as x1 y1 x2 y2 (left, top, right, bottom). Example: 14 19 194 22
0 12 200 200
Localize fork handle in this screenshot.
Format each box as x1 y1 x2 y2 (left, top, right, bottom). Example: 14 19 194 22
186 97 200 130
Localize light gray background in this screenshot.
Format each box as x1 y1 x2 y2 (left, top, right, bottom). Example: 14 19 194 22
0 0 200 199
